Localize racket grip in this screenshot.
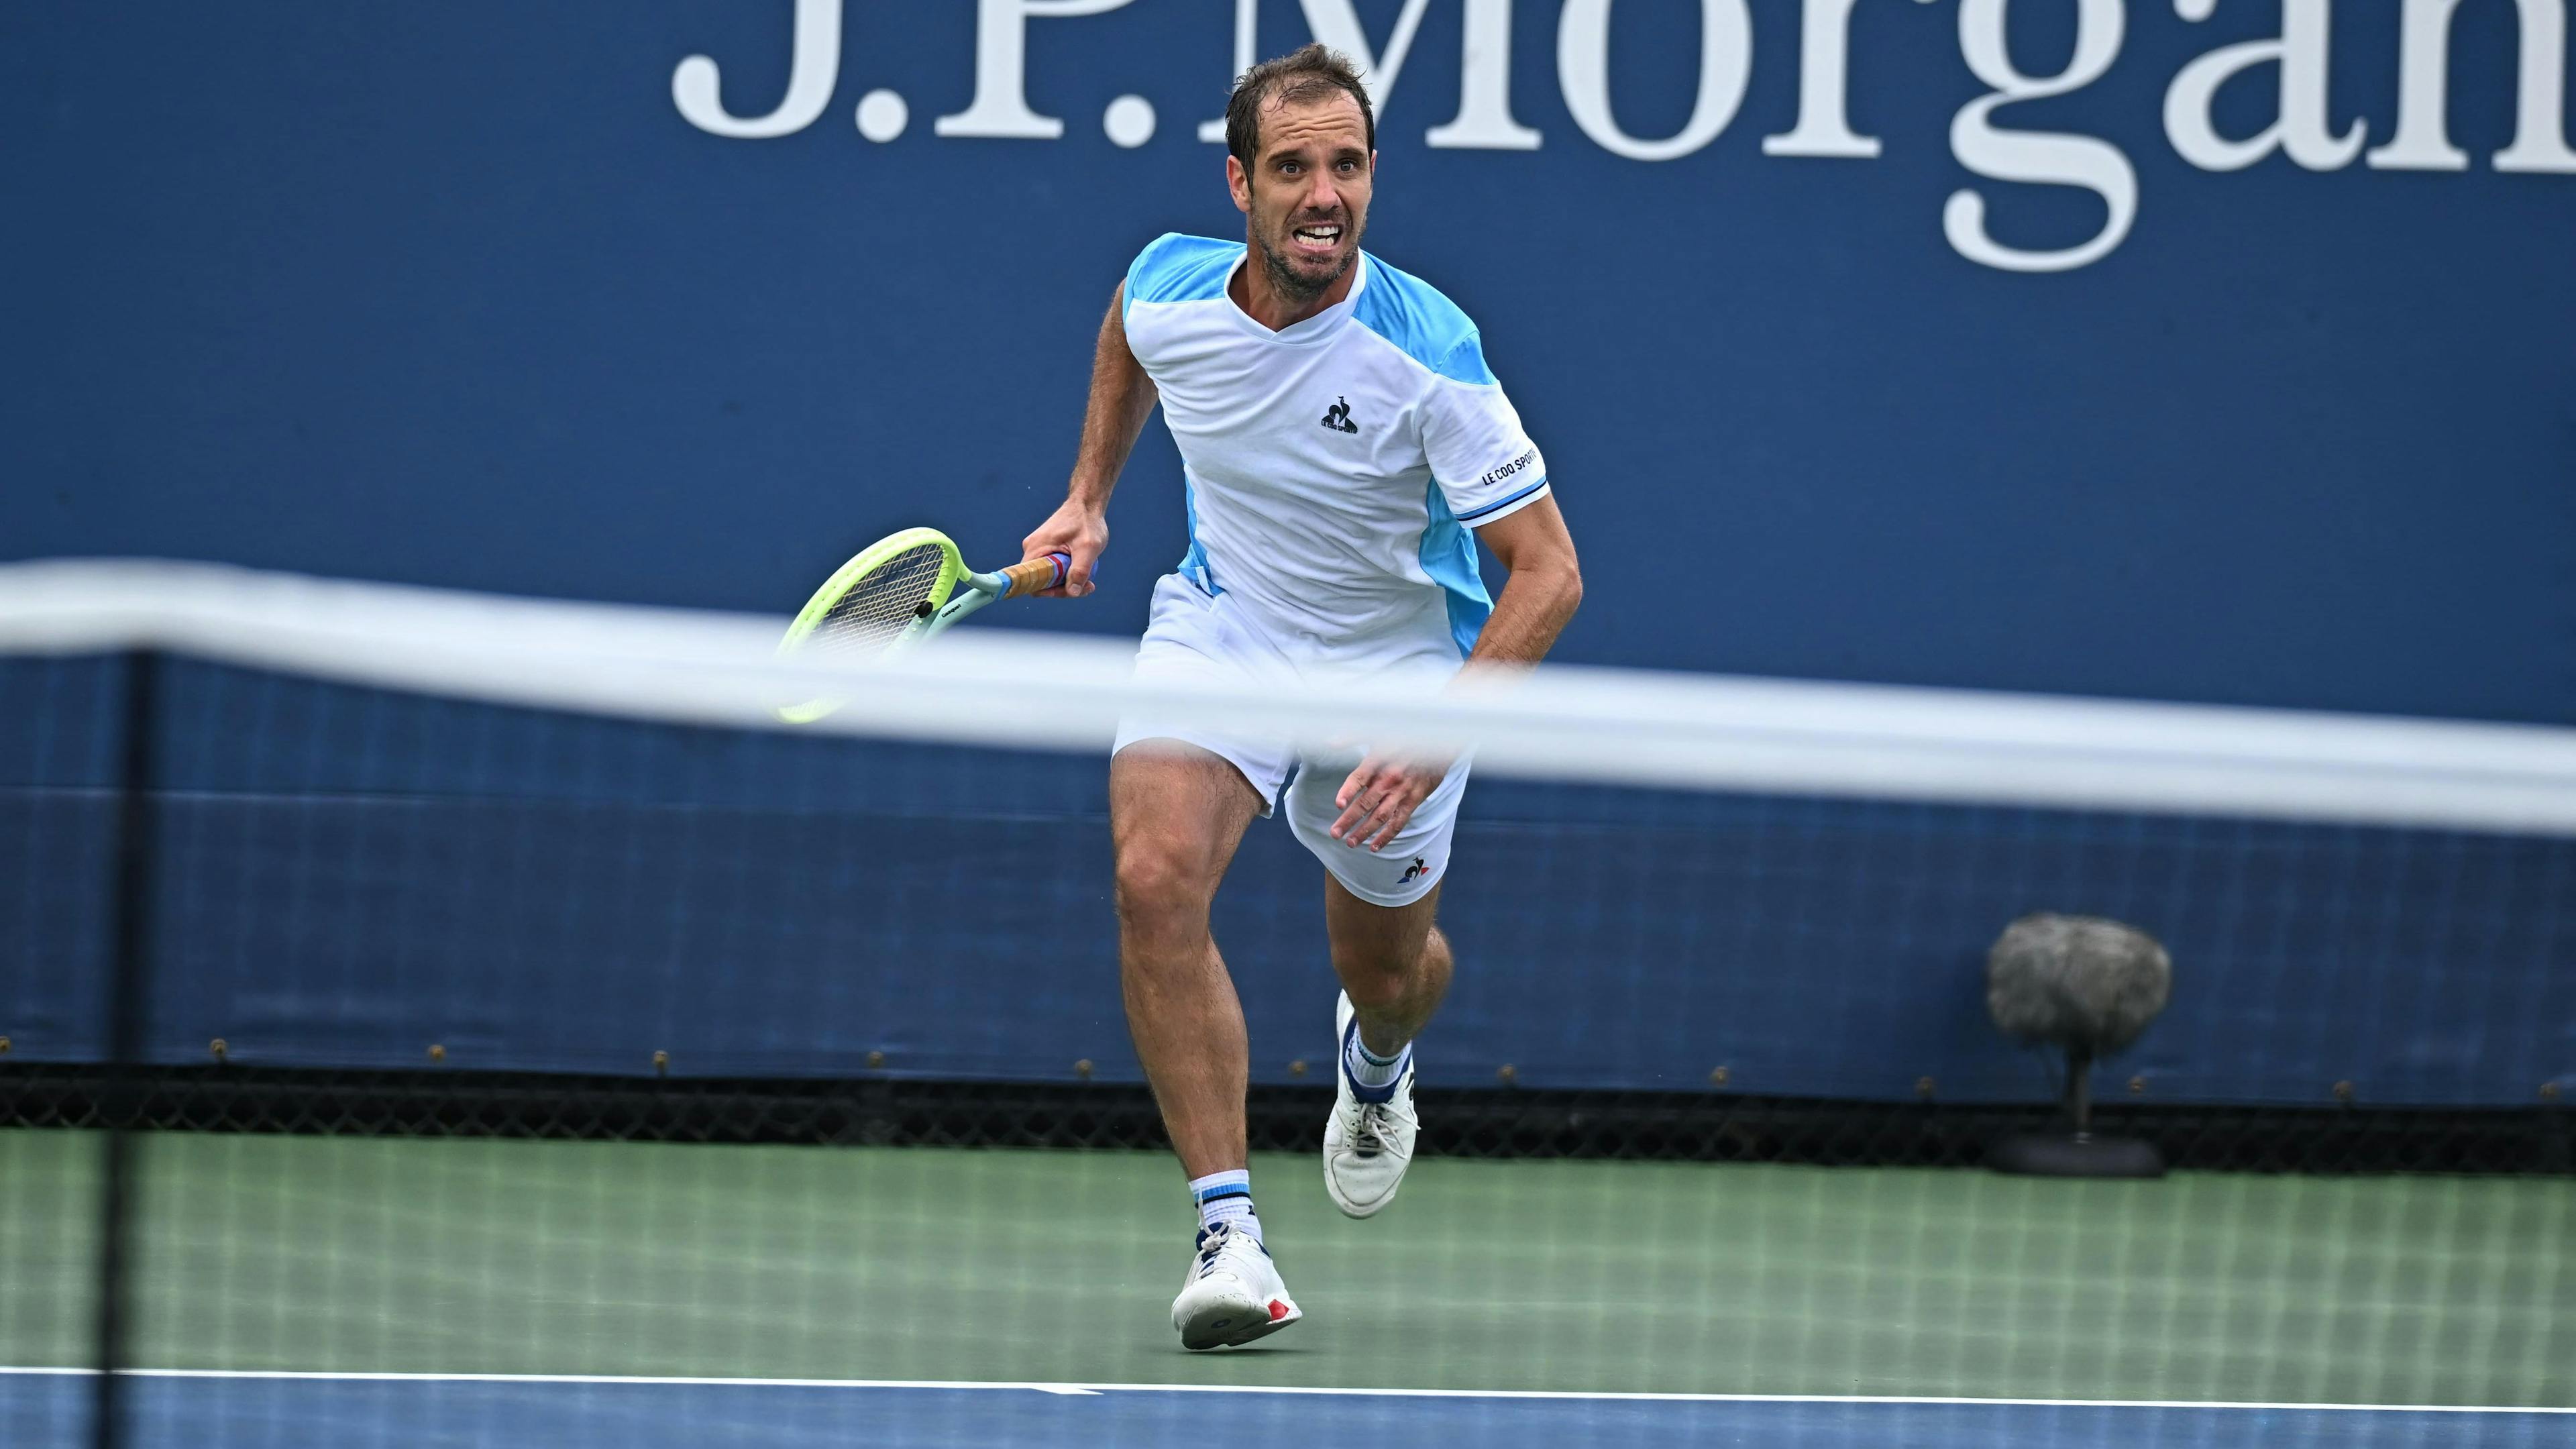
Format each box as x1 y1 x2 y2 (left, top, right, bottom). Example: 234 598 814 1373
1002 552 1073 599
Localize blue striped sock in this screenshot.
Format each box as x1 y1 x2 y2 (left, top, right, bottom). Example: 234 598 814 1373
1188 1169 1260 1243
1342 1021 1411 1104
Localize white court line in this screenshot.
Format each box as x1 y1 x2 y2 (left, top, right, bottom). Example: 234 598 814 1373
1 1367 2567 1413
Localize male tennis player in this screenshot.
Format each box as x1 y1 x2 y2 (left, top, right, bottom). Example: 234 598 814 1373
1022 45 1580 1350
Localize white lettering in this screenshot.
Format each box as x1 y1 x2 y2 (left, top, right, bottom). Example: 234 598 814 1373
1945 0 2136 273
1557 0 1754 162
1198 0 1437 145
2496 0 2576 172
936 0 1136 141
1764 0 1880 159
2373 1 2576 174
2372 0 2473 170
1199 0 1261 144
2164 0 2363 172
672 0 841 140
1428 0 1544 150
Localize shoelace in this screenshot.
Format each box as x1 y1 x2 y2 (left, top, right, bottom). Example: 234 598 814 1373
1195 1223 1236 1277
1340 1092 1411 1158
1337 1040 1409 1159
1350 1104 1390 1157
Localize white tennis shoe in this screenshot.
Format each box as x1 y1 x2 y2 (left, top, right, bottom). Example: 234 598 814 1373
1170 1221 1303 1350
1323 990 1419 1218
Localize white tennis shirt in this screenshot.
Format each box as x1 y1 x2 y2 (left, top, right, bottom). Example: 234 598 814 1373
1122 233 1551 670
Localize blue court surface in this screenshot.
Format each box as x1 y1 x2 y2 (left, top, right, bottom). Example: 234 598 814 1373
5 1372 2571 1449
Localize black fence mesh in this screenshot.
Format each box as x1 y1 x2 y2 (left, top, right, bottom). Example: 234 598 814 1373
6 1063 2567 1175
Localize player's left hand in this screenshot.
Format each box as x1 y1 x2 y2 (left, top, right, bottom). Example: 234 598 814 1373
1331 753 1450 852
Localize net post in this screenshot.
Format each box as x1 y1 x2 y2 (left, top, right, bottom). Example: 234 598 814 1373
91 648 161 1449
2067 1046 2094 1137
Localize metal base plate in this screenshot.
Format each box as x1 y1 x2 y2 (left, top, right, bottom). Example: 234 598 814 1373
1987 1132 2167 1179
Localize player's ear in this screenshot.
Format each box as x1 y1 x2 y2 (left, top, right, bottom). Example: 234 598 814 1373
1226 154 1252 215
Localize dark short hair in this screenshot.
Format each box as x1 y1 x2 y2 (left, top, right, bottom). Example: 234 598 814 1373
1223 44 1375 170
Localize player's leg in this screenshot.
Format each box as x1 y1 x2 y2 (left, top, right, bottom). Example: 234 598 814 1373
1317 877 1444 1216
1111 739 1305 1348
1285 757 1470 1217
1327 874 1452 1058
1109 740 1263 1179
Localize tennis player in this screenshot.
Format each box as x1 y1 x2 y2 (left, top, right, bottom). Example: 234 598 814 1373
1021 45 1581 1350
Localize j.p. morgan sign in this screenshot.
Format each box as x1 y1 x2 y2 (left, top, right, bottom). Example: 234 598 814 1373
674 0 2576 273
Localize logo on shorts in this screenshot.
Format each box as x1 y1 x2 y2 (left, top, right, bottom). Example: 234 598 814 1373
1321 396 1358 434
1400 857 1428 883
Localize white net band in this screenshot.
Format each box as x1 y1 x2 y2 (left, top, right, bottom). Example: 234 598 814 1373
4 557 2574 836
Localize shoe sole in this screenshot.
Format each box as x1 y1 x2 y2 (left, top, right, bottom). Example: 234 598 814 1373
1176 1293 1303 1351
1324 1169 1399 1219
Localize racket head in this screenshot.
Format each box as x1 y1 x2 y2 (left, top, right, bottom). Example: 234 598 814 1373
776 528 965 720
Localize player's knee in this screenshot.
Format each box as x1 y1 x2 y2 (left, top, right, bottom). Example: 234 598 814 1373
1113 841 1214 937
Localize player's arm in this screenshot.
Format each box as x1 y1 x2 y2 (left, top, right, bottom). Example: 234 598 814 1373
1458 493 1581 673
1332 494 1582 852
1021 284 1158 598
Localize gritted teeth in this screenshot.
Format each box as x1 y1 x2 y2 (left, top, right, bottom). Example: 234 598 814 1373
1295 225 1342 241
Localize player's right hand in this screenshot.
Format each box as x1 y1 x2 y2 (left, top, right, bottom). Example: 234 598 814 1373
1021 500 1108 598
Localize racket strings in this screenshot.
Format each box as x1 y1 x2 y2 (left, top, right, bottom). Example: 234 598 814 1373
812 543 948 659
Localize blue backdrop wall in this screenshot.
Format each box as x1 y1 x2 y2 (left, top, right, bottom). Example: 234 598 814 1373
5 3 2573 1103
5 658 2571 1104
6 0 2571 720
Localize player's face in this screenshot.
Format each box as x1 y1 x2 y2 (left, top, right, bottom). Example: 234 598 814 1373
1230 93 1373 301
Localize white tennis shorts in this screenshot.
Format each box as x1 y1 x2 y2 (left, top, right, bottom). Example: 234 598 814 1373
1111 574 1468 908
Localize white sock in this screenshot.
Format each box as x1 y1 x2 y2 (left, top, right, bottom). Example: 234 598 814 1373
1189 1169 1260 1243
1343 1027 1411 1094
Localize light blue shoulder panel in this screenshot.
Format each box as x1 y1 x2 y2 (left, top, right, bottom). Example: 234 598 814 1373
1352 254 1497 385
1419 484 1493 659
1124 233 1239 317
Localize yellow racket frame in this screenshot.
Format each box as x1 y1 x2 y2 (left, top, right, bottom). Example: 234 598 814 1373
776 527 1067 722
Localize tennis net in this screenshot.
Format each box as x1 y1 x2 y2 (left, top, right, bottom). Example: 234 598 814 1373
2 559 2571 1449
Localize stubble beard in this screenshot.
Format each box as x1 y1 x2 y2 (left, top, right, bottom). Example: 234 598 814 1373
1255 215 1362 305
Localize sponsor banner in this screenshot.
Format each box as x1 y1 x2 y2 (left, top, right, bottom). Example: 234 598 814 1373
4 2 2570 720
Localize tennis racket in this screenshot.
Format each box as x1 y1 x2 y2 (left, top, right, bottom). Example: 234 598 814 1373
775 527 1069 722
